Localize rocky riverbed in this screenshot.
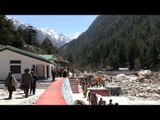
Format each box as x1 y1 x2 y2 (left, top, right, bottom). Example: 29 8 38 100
107 74 160 101
78 70 160 104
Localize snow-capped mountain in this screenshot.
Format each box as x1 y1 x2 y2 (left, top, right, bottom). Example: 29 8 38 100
7 16 31 30
7 16 71 48
37 28 71 48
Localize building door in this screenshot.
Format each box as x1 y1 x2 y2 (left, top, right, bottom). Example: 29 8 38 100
36 65 44 77
46 65 49 78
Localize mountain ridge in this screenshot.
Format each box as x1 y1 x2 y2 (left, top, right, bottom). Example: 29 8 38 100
7 16 71 48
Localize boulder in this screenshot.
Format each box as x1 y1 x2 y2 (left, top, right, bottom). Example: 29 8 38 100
116 74 128 81
128 75 139 82
138 70 152 76
150 88 158 93
146 86 152 93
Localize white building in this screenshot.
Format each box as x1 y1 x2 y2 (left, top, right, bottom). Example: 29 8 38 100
0 45 55 80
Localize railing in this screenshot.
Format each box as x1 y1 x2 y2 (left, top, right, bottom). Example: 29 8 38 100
61 78 74 105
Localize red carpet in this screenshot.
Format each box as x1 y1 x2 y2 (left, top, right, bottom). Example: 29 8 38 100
36 78 67 105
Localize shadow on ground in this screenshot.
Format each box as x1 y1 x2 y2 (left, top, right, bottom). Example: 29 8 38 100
15 92 25 95
15 96 25 99
0 98 11 100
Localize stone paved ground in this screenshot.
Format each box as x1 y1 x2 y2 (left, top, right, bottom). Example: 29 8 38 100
0 80 52 105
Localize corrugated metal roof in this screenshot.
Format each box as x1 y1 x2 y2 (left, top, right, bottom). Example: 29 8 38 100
0 45 52 64
39 55 54 61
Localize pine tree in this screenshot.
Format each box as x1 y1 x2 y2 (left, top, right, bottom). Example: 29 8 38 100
0 15 15 45
151 40 159 65
41 37 55 54
67 54 73 63
118 40 127 67
12 32 24 49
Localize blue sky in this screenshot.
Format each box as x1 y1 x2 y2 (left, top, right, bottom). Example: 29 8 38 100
7 15 98 39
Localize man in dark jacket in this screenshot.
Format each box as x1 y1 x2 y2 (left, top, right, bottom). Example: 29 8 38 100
30 71 38 95
51 68 56 81
63 69 67 78
21 69 32 98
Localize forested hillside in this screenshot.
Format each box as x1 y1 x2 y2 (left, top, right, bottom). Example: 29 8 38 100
0 15 57 54
59 15 160 71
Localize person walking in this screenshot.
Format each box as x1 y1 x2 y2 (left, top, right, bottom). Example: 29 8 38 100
60 68 64 78
87 90 92 105
5 71 18 99
63 69 67 78
21 69 32 98
51 68 56 81
30 70 37 95
83 85 88 98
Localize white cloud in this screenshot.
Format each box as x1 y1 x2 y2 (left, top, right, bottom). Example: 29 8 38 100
71 32 81 39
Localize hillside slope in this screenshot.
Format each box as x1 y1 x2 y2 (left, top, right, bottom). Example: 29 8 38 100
59 15 160 71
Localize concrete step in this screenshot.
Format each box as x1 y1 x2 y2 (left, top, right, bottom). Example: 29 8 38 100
69 78 79 93
69 81 78 83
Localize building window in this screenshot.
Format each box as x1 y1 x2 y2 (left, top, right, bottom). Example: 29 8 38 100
10 60 21 64
10 65 21 74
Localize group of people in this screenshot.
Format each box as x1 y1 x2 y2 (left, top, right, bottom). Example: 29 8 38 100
88 91 98 105
58 68 68 78
87 91 118 105
5 68 37 99
51 67 68 81
81 74 106 91
99 98 119 106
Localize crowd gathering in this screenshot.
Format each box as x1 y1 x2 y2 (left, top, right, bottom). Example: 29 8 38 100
81 73 118 105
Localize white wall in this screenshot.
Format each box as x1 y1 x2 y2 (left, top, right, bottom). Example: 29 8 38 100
0 50 52 80
36 64 44 77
